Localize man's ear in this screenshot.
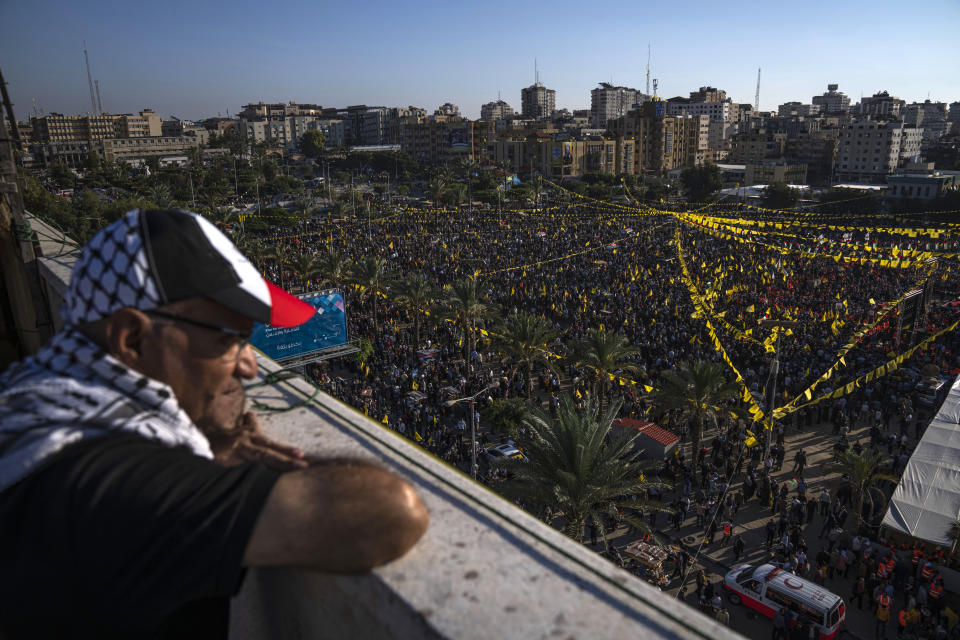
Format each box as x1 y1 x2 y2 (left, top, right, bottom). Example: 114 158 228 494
102 308 154 368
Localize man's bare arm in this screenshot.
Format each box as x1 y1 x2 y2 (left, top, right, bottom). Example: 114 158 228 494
243 460 429 573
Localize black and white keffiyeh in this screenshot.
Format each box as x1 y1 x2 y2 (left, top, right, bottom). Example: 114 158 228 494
0 328 212 493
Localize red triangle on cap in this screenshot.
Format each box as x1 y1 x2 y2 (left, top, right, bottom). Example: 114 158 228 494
266 281 316 327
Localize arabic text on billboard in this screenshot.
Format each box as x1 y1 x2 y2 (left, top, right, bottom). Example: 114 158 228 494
250 290 348 361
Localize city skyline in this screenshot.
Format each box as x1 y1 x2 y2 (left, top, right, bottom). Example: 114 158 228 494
2 0 959 122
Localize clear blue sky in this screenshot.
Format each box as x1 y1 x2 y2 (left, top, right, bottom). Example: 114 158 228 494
2 0 958 121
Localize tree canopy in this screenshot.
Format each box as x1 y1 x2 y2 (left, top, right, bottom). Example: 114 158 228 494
762 181 800 210
680 163 722 202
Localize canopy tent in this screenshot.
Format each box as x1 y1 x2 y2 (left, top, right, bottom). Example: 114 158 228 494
882 375 960 545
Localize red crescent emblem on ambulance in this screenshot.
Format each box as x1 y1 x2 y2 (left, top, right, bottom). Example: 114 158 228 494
784 578 803 590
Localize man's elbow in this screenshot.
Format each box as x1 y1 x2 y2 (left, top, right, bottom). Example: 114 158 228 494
355 479 430 572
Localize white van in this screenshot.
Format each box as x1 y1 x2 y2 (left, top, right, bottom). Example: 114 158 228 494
724 563 845 640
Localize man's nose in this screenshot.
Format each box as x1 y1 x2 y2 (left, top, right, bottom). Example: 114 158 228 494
236 343 259 379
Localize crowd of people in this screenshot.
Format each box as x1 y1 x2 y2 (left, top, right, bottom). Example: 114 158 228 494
247 194 960 636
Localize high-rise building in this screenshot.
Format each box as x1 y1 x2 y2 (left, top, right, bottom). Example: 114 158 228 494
689 86 726 103
590 83 646 128
436 103 460 117
521 82 556 120
811 84 851 115
836 119 923 183
903 101 950 143
607 102 708 174
949 102 960 134
854 91 905 119
777 102 822 118
480 99 515 121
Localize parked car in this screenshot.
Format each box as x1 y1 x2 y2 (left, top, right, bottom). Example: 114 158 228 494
483 443 528 463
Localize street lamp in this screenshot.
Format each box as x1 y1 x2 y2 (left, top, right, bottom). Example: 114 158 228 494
445 382 499 480
758 318 798 465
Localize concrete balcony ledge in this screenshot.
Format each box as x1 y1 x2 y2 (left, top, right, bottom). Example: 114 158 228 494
26 213 742 640
232 361 742 640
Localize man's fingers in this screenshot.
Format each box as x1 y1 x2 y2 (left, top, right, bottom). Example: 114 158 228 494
249 433 306 458
237 440 308 471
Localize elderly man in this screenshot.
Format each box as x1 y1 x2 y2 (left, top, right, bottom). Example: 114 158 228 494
0 209 429 638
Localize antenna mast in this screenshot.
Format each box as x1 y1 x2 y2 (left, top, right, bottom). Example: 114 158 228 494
645 44 651 96
95 80 103 114
83 42 97 115
754 67 761 112
535 58 539 84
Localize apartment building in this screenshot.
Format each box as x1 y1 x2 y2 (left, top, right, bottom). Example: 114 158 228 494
777 102 821 118
480 99 515 121
400 115 475 164
30 110 161 142
836 119 923 183
903 101 950 144
811 84 851 115
785 130 839 186
521 82 556 119
727 131 787 164
238 102 325 120
854 91 905 119
608 102 708 175
489 136 633 179
590 83 646 128
744 162 808 186
100 136 211 163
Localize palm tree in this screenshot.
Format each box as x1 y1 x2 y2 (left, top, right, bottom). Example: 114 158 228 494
268 242 297 290
648 360 743 464
948 519 960 554
146 183 173 208
443 182 467 208
349 255 388 324
492 311 562 400
291 252 321 291
441 278 495 364
319 249 350 288
496 395 671 546
389 273 435 348
834 450 899 533
567 327 642 414
428 175 447 208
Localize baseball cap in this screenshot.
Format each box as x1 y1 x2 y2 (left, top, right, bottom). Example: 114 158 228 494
64 208 315 328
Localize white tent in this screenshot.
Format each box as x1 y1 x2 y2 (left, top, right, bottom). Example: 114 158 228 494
882 376 960 545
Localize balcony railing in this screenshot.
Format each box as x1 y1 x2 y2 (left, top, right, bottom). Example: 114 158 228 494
26 213 743 640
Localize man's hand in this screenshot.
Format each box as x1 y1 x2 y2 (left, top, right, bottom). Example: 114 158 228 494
211 411 308 471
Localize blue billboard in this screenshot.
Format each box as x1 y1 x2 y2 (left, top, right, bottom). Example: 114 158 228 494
250 289 348 361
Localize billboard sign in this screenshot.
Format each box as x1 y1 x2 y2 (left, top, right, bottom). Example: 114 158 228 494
250 289 348 361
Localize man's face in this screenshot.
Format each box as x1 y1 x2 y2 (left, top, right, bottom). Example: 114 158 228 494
141 298 257 437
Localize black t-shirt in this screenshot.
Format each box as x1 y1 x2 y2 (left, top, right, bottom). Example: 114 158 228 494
0 433 280 639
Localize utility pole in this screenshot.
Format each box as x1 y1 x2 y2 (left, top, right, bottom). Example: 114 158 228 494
758 318 797 466
0 66 54 355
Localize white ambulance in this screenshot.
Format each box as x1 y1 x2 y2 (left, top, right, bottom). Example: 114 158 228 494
723 563 845 639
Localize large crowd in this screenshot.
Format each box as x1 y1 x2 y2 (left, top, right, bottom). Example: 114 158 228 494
249 194 960 637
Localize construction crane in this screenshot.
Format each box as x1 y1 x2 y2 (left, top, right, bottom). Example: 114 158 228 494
94 80 103 114
645 44 651 96
83 42 97 115
754 67 761 112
